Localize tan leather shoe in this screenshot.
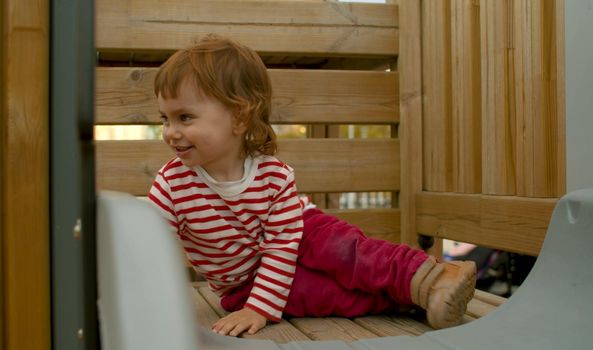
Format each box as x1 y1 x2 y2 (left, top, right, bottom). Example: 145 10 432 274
410 257 477 329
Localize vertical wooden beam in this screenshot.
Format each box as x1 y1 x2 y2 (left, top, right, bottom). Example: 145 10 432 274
513 0 564 198
308 125 329 209
480 0 516 195
0 0 50 349
326 125 341 209
307 125 342 209
554 0 566 195
399 0 424 248
0 0 4 345
451 0 482 193
422 0 453 192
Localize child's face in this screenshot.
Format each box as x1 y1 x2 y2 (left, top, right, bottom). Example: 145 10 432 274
158 78 246 177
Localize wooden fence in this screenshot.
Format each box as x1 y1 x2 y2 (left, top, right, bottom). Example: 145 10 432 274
414 0 564 255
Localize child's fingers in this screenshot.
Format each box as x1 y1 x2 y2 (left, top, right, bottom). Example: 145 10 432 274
228 323 249 337
212 316 248 336
247 322 263 335
211 308 267 336
211 316 234 335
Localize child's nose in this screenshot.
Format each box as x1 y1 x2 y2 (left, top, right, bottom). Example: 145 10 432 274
164 124 182 140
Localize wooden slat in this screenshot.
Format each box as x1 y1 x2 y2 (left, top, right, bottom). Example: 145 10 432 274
0 9 4 346
473 289 507 306
307 125 342 211
189 284 221 328
1 0 51 348
353 316 420 337
198 286 311 343
451 0 482 193
308 125 331 210
96 138 400 195
512 0 564 198
197 286 228 317
190 285 504 343
325 208 400 243
95 68 399 125
480 0 516 195
354 316 413 337
385 316 433 335
398 0 424 249
461 314 477 324
465 297 498 319
289 317 377 342
416 191 557 256
241 320 311 343
554 0 566 196
96 0 398 57
270 70 398 125
422 0 453 192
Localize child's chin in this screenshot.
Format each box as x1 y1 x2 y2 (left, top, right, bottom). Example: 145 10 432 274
179 159 197 168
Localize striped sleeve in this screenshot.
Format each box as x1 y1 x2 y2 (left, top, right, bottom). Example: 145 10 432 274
148 166 179 231
244 168 303 322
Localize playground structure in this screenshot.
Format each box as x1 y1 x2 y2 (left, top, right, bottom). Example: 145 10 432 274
3 0 592 349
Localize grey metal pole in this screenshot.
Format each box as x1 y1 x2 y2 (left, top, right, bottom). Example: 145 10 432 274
51 0 97 349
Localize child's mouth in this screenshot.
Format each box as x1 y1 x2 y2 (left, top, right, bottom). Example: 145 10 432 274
174 146 193 157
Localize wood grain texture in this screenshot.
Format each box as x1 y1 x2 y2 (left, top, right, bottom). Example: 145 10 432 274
96 68 399 125
189 284 221 328
480 0 516 195
553 0 566 197
353 316 423 337
512 0 564 198
95 138 400 195
289 317 377 342
451 0 482 193
197 285 311 343
398 0 424 248
422 0 453 192
96 0 398 57
416 191 556 255
0 2 4 343
191 283 505 343
325 208 401 243
384 316 433 335
355 314 433 337
465 297 499 318
307 125 331 210
473 289 507 307
1 0 50 348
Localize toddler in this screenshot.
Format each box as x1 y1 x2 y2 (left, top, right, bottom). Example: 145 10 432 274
149 34 476 337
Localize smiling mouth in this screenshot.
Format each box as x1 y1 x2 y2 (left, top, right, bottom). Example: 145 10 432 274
173 146 194 157
174 146 193 152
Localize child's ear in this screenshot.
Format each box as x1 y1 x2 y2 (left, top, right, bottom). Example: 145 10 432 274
232 115 248 135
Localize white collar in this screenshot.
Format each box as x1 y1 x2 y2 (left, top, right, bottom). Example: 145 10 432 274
194 156 258 198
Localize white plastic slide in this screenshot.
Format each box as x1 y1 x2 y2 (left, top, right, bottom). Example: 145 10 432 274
97 189 593 349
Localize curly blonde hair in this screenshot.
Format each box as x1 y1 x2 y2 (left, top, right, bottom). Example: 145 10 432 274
154 34 277 156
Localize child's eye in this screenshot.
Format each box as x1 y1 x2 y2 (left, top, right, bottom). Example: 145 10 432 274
159 115 169 125
180 114 194 122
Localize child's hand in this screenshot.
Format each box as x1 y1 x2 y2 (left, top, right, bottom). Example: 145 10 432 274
211 307 268 337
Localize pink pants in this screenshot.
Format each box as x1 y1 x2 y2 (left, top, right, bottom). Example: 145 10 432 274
221 208 429 318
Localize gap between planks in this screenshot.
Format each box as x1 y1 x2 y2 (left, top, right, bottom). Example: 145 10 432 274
190 282 504 344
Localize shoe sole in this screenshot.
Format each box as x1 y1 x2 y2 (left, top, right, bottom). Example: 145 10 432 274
427 261 477 329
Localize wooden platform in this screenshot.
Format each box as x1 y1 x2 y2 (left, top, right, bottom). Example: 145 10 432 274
190 282 506 344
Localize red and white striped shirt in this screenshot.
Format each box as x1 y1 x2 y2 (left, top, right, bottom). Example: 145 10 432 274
148 155 303 322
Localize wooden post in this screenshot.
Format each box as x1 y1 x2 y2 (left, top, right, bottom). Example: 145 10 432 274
0 0 51 349
308 125 329 209
399 0 424 248
422 0 453 192
513 0 565 198
451 0 482 193
480 0 516 195
555 0 566 195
